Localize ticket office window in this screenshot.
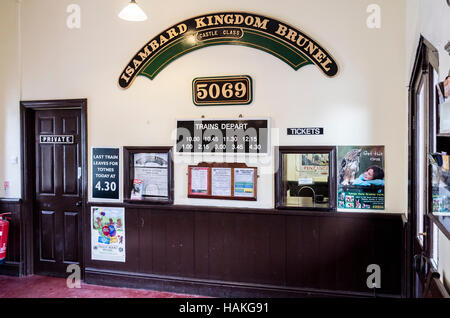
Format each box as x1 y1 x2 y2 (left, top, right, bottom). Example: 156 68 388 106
275 146 336 211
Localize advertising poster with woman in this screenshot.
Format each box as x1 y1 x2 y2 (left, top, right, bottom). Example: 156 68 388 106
337 146 385 210
91 206 126 262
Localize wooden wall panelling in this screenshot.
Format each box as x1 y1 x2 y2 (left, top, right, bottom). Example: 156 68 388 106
0 199 22 276
286 215 320 289
84 207 140 273
83 203 405 298
144 209 195 277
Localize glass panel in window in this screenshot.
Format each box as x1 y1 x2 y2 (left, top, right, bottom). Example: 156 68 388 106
132 153 169 199
432 223 439 268
417 81 427 245
282 153 330 208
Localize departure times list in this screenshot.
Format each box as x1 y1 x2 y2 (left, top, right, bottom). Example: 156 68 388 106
176 119 269 154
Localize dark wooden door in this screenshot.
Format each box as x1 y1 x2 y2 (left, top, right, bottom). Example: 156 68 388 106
33 109 82 276
409 38 440 298
412 73 428 297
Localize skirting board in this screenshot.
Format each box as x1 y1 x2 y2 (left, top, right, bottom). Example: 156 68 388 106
0 261 20 277
84 268 401 298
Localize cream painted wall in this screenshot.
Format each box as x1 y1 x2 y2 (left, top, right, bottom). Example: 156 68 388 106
406 0 450 80
406 0 450 292
0 0 21 198
14 0 408 211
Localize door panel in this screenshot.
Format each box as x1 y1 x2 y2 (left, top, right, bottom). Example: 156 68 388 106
63 145 79 195
63 211 79 262
40 210 56 261
39 117 55 134
39 144 56 194
62 114 80 196
34 109 82 276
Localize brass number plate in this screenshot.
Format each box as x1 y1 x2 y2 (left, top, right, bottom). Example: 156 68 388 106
193 75 252 106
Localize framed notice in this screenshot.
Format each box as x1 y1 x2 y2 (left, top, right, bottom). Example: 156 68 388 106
211 168 232 197
91 206 125 262
123 146 174 204
188 163 257 201
189 167 210 195
234 168 256 198
133 153 169 197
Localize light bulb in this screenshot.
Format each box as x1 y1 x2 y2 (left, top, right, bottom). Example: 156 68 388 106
118 0 147 22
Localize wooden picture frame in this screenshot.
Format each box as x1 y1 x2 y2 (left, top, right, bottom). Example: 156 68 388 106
123 146 174 204
188 162 257 201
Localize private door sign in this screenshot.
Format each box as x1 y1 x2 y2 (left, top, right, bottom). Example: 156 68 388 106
40 135 74 144
118 12 339 89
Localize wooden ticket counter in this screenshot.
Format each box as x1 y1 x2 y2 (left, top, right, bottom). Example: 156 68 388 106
83 202 406 298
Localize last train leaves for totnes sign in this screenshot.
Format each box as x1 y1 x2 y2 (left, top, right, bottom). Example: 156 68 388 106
118 12 339 89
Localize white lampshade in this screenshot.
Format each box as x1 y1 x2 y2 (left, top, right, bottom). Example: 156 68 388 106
119 0 147 22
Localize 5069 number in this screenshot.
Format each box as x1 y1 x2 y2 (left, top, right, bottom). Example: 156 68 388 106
193 75 252 106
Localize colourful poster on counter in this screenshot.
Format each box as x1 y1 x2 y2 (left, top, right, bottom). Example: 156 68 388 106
337 146 385 210
91 206 125 262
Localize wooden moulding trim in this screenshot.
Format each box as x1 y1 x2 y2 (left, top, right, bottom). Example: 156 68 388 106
84 267 402 298
0 198 22 203
86 201 405 220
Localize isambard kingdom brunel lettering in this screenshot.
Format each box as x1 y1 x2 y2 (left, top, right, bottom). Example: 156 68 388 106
118 12 339 89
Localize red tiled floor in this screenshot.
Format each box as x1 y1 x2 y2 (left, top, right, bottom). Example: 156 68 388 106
0 275 205 298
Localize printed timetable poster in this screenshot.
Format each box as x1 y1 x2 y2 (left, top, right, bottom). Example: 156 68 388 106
337 146 385 210
91 207 125 262
234 168 255 198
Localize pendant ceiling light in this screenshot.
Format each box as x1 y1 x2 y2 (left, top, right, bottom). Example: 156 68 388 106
119 0 148 22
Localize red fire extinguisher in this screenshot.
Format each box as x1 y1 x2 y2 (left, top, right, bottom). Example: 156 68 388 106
0 213 11 264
